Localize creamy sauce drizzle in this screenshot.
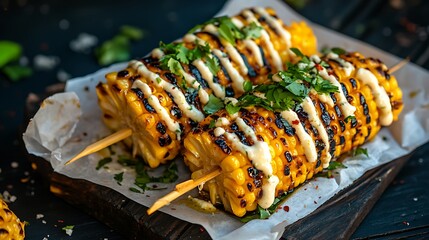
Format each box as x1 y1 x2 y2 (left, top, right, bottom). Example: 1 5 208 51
129 60 205 123
192 59 225 99
301 97 331 167
242 10 283 71
212 49 245 93
254 7 292 48
132 80 181 139
356 68 393 126
280 110 318 162
151 48 164 59
326 52 355 76
310 56 356 117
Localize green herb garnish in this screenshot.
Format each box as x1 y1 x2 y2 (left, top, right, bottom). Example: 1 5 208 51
208 119 216 129
2 65 32 82
225 103 241 115
132 161 178 192
203 94 224 114
326 161 347 170
114 172 124 185
188 16 262 45
96 157 112 170
0 41 21 68
321 47 346 55
240 191 290 222
354 147 369 157
243 80 253 92
344 115 356 123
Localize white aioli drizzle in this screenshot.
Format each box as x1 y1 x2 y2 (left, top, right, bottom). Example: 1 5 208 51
309 56 356 117
151 48 164 59
219 117 278 208
326 52 355 76
242 10 283 71
253 7 292 48
231 16 264 67
132 80 181 139
203 24 249 76
356 68 393 126
280 110 317 163
192 59 225 99
212 49 246 93
301 97 331 168
129 60 205 123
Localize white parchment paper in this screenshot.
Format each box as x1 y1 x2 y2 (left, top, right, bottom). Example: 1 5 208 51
23 0 429 239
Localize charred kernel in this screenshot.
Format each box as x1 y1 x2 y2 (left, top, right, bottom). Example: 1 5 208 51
367 126 372 139
330 93 337 104
235 131 251 146
284 165 290 176
129 75 140 82
131 88 144 99
341 83 349 98
117 70 129 78
349 78 357 89
284 151 293 162
359 93 366 104
164 72 178 85
142 57 156 63
247 167 259 178
339 120 346 131
347 96 354 103
311 125 319 136
156 122 166 134
326 127 335 140
259 46 270 69
214 139 231 154
275 116 284 129
113 84 121 92
164 152 170 158
103 113 113 119
316 159 321 168
351 118 358 128
366 115 371 124
240 199 247 208
280 137 287 146
315 139 325 151
158 134 172 147
143 99 156 113
189 119 198 128
329 139 336 154
230 123 239 131
189 64 208 89
340 136 345 145
269 127 278 138
257 135 264 141
171 106 182 119
247 182 253 191
240 53 256 78
225 86 234 97
267 117 273 122
334 105 342 118
385 73 391 80
321 111 331 126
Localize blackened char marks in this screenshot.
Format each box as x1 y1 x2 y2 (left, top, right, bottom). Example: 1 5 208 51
214 138 231 154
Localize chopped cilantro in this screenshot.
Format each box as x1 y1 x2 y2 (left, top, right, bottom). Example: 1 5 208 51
114 172 124 185
321 47 346 55
208 119 216 129
2 65 32 82
0 40 22 68
354 147 369 157
205 56 220 75
117 155 138 166
290 47 304 58
243 80 253 92
344 115 356 123
96 157 112 170
242 22 263 39
326 161 346 170
132 161 178 192
225 103 241 115
129 187 142 193
240 192 289 222
203 94 224 114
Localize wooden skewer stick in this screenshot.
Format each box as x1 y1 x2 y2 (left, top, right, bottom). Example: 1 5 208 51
64 128 133 166
389 57 410 74
147 167 222 215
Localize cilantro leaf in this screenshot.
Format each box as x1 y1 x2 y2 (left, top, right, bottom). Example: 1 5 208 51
331 47 346 55
203 94 224 114
243 80 253 92
114 172 124 185
290 47 304 58
2 65 32 82
208 119 216 129
242 22 263 39
166 58 183 76
326 161 347 170
96 157 112 170
205 55 220 76
225 103 241 115
354 147 369 157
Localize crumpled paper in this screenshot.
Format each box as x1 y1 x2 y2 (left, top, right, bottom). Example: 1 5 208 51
23 0 429 239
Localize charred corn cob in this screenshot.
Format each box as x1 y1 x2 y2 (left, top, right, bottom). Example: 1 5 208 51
0 199 25 240
182 50 403 217
96 7 318 168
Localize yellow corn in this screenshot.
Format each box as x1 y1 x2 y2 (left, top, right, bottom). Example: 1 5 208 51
0 199 25 240
182 52 403 217
96 7 318 168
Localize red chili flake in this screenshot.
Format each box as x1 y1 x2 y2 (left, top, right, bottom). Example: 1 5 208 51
402 221 410 226
57 219 64 223
283 206 290 212
315 63 323 71
315 185 319 190
200 227 205 232
292 120 300 125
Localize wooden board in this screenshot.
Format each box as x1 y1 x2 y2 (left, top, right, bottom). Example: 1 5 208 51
25 89 411 240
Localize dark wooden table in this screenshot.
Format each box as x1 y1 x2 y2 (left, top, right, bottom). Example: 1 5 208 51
1 0 428 239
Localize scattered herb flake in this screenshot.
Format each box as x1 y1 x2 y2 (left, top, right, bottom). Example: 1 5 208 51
2 65 32 82
203 94 224 114
205 56 220 76
240 192 290 222
243 80 253 92
114 172 124 185
225 103 241 115
62 225 74 236
208 119 216 129
344 115 356 123
326 161 347 170
354 147 369 157
96 157 112 170
0 40 22 68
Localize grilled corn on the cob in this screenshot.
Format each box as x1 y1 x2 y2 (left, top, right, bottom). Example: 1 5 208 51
0 199 25 240
182 51 403 217
96 7 318 168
